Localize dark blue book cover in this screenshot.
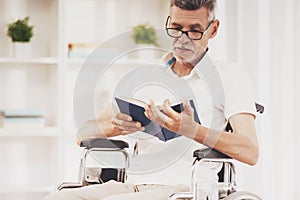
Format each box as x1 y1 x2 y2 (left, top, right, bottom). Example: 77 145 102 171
115 97 201 142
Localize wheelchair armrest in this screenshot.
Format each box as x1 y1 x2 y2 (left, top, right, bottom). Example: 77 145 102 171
193 147 231 161
80 138 129 149
57 182 83 191
169 192 194 200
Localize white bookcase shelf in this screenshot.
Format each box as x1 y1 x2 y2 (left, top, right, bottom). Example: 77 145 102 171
0 127 60 138
0 57 60 65
0 186 55 194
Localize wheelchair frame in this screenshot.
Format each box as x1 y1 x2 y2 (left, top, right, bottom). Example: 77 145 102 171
169 149 240 200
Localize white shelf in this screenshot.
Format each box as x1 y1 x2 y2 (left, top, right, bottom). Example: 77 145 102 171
0 186 54 194
0 127 60 138
67 57 160 65
0 57 60 64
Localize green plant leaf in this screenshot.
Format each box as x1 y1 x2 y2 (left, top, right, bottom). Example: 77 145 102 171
131 23 159 47
7 16 34 42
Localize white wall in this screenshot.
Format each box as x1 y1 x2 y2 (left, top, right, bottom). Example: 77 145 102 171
65 0 165 44
212 0 299 199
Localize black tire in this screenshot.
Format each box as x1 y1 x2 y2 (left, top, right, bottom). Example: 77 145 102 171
223 191 261 200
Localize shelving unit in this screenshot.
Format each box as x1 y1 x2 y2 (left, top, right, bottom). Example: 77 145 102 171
0 0 63 199
0 0 168 199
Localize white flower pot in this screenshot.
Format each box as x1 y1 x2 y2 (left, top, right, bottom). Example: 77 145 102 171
135 44 158 59
12 42 32 58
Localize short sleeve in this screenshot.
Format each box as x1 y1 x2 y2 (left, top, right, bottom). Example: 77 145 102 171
221 63 256 120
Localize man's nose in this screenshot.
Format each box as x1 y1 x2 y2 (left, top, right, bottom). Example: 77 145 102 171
178 32 190 43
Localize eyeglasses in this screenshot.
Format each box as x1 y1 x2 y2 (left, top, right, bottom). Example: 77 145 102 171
165 16 214 40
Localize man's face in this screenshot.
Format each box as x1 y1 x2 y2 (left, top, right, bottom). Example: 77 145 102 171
168 6 218 64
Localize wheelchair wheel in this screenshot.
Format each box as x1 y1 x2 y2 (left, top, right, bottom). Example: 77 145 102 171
223 191 261 200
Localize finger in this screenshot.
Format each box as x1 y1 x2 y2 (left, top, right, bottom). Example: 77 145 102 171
144 100 155 120
161 99 180 120
116 112 132 121
113 112 142 127
112 124 129 136
119 130 136 135
119 125 145 133
143 102 150 111
144 109 149 119
116 125 145 135
183 100 194 116
144 101 152 119
113 118 142 128
148 100 169 126
112 123 122 132
112 119 144 135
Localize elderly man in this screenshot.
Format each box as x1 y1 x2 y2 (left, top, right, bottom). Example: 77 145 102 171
43 0 258 199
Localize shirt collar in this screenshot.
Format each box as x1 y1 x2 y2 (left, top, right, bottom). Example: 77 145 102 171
165 49 209 80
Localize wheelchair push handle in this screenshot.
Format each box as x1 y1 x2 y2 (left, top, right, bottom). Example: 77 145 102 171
255 103 264 114
80 138 129 149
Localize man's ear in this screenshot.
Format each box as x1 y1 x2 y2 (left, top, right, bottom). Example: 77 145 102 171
208 19 220 39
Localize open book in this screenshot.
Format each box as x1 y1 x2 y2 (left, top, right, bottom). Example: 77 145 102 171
115 97 201 142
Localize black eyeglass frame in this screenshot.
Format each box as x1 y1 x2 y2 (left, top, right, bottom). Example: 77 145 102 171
165 16 214 40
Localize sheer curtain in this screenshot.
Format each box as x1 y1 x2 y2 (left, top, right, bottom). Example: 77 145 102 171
210 0 299 199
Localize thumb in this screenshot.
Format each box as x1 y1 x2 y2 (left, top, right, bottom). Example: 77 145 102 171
183 100 194 116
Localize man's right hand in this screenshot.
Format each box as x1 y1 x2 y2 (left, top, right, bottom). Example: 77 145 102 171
76 104 144 143
109 112 145 136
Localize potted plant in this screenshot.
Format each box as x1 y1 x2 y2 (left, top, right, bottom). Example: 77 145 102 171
131 23 159 58
7 16 34 58
131 23 159 47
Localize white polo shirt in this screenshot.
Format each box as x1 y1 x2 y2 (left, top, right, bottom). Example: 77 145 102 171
115 53 256 186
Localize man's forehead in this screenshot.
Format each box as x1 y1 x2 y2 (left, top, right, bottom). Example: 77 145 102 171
169 6 209 25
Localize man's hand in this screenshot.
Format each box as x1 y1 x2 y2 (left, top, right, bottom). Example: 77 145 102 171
144 99 199 138
109 112 145 136
77 104 144 143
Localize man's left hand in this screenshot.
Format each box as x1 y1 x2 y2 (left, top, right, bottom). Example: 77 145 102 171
144 99 199 138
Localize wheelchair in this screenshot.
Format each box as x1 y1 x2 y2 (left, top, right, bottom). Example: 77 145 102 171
58 103 264 200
